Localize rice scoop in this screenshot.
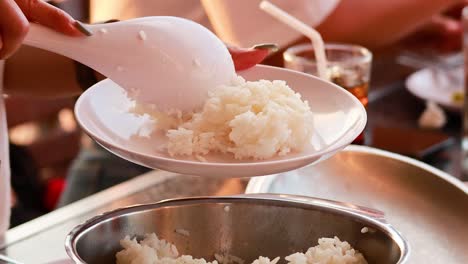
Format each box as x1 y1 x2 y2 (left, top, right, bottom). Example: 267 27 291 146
24 17 235 113
121 17 236 112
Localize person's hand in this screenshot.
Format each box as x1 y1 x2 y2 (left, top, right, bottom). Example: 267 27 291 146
227 43 278 71
0 0 83 59
401 3 466 53
402 15 461 52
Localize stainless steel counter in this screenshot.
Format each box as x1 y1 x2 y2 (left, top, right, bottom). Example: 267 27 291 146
0 171 247 263
1 156 466 264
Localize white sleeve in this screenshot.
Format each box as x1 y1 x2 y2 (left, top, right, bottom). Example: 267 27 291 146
202 0 341 48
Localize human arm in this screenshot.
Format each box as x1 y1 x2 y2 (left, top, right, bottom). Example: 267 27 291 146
397 2 466 52
0 0 82 59
0 0 86 97
202 0 464 49
316 0 464 48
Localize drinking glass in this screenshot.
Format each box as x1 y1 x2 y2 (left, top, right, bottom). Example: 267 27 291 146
283 43 372 143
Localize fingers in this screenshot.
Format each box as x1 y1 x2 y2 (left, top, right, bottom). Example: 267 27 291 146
0 0 85 59
431 15 461 35
417 15 462 52
443 2 467 18
16 0 82 36
0 0 29 59
431 15 462 51
229 45 275 71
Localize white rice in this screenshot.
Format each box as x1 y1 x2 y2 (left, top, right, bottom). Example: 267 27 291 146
286 237 367 264
116 234 180 264
132 76 314 160
138 30 147 41
175 228 190 237
251 257 280 264
192 59 202 67
116 234 367 264
214 253 245 264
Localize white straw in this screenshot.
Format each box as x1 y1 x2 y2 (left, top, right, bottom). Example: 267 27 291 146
259 1 329 81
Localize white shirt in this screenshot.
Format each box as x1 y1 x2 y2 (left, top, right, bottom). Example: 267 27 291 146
201 0 340 47
0 60 11 234
91 0 340 48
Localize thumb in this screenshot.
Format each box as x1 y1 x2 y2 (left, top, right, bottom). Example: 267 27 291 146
430 15 461 35
229 44 278 71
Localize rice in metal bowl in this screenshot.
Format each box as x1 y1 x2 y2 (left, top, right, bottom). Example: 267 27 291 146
116 233 367 264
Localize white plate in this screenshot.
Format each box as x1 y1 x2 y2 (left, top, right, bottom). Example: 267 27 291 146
75 65 366 177
406 67 463 112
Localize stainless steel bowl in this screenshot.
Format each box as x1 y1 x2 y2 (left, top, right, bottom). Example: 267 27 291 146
65 194 408 264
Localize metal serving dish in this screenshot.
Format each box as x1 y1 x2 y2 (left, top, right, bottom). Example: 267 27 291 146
65 195 408 264
247 145 468 263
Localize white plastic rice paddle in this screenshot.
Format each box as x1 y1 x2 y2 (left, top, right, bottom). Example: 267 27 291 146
24 17 236 112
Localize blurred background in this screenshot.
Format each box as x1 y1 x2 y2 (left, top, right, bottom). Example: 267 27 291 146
6 0 465 227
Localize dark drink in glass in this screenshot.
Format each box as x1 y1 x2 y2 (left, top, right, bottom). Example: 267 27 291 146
284 43 372 144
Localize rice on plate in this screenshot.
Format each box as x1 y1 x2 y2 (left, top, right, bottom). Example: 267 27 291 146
116 233 367 264
131 76 315 160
